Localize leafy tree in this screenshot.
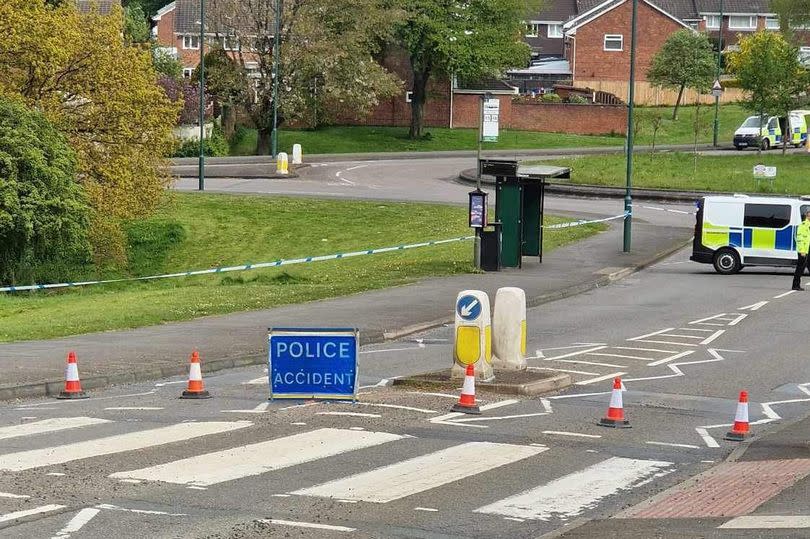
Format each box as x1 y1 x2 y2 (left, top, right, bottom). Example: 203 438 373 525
0 0 180 262
0 98 91 284
208 0 402 154
771 0 810 43
152 46 184 80
728 31 808 155
398 0 540 138
647 29 716 120
124 3 151 43
193 48 248 138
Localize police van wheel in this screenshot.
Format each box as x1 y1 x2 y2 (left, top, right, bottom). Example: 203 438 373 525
761 138 770 150
713 248 741 275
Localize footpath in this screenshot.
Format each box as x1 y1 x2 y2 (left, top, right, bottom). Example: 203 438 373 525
0 219 691 401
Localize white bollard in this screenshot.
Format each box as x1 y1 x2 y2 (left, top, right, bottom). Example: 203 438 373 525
276 152 289 175
451 290 494 382
292 144 303 165
492 287 527 371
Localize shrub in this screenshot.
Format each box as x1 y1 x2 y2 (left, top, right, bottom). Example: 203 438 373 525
568 94 588 104
541 93 562 103
173 125 230 157
0 98 91 284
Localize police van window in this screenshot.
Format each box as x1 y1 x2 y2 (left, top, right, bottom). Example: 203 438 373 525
802 205 810 218
744 204 791 228
768 118 778 130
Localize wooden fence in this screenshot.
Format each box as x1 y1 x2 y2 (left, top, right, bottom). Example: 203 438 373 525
575 80 748 106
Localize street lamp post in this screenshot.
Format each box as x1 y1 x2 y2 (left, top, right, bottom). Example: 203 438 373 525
624 0 638 253
712 0 724 147
198 0 205 191
271 0 281 158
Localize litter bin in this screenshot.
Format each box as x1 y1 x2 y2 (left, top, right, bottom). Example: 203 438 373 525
480 222 502 272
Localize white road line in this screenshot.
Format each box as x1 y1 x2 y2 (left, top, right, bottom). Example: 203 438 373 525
0 421 252 472
104 407 164 411
451 412 551 423
695 428 720 448
628 328 675 341
542 431 602 439
528 367 599 375
575 372 627 386
110 428 403 486
242 377 267 385
474 457 673 521
16 390 157 407
52 508 101 538
689 314 727 325
540 399 553 413
613 346 679 353
726 314 748 326
480 400 520 411
539 343 607 352
293 442 546 503
798 383 810 396
676 328 714 332
700 330 726 345
0 417 111 441
94 503 186 516
414 507 439 512
633 339 698 347
658 334 703 339
548 392 611 400
408 391 459 399
587 352 652 361
555 359 629 368
0 504 66 524
316 412 381 418
774 290 796 299
354 403 436 414
739 301 768 311
359 346 423 354
645 441 700 449
543 346 608 360
0 492 29 499
646 350 694 367
257 519 355 532
719 516 810 529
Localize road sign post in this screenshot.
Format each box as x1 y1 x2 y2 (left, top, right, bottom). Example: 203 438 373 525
452 291 494 381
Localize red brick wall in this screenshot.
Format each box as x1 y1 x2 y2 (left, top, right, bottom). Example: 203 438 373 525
572 0 682 82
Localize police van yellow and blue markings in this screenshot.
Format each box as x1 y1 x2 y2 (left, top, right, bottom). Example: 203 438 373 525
702 222 796 251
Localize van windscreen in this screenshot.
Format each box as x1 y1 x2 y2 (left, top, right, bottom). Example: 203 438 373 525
742 116 765 128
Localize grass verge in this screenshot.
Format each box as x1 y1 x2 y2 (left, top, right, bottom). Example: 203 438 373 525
0 193 604 342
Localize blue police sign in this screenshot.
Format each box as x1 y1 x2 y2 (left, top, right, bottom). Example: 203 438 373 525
456 295 482 321
269 328 358 400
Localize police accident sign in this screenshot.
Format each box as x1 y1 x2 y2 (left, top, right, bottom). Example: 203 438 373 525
268 328 359 400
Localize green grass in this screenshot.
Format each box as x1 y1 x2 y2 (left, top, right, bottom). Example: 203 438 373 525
634 103 751 146
541 152 810 194
0 193 603 342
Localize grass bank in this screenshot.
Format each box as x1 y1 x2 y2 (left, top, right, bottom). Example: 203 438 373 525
0 193 604 342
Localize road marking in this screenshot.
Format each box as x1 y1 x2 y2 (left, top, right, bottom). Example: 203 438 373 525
540 399 553 413
539 343 607 352
354 403 436 414
719 516 810 529
646 350 694 367
257 519 355 532
587 352 652 361
646 441 700 449
633 340 698 347
542 431 602 439
317 412 381 418
474 457 673 521
625 348 737 383
695 428 720 448
242 377 267 385
414 507 439 512
548 392 611 400
689 314 727 325
543 346 608 360
658 334 703 339
360 346 424 354
16 390 156 407
222 402 271 414
293 442 546 503
408 392 458 399
613 346 678 353
0 417 111 441
726 314 748 326
0 504 66 524
52 508 101 538
480 400 520 411
575 372 627 386
739 301 769 311
529 367 600 376
628 329 675 341
774 290 796 299
700 330 726 345
94 503 186 516
110 428 403 487
451 412 551 423
0 492 29 499
104 407 164 411
555 359 628 368
0 421 252 472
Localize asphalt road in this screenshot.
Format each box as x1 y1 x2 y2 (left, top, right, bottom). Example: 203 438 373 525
2 247 809 538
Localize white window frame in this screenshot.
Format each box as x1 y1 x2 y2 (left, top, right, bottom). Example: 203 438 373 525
603 34 623 51
222 35 239 51
705 15 721 29
182 34 200 50
765 16 779 30
525 22 540 37
547 23 563 38
183 68 194 79
728 15 756 30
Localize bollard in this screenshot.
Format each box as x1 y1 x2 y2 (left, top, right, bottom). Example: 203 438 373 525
276 152 289 175
492 287 527 371
292 144 303 165
451 290 494 382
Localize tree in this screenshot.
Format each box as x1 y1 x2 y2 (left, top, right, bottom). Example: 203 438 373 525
0 98 91 284
398 0 540 139
771 0 810 44
728 31 808 155
0 0 179 262
647 29 716 120
193 48 248 138
207 0 401 154
124 3 151 43
152 46 184 80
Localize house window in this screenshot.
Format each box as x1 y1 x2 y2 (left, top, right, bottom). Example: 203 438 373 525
604 34 623 51
183 68 194 79
222 35 239 51
728 15 756 30
765 16 780 30
182 35 200 50
744 204 791 229
525 23 540 37
547 24 563 38
705 15 721 29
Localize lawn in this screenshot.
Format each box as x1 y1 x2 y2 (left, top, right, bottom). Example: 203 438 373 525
541 151 810 194
229 104 752 155
0 193 604 342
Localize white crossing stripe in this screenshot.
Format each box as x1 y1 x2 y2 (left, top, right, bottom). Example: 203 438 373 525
719 516 810 529
0 504 66 523
293 442 546 503
0 417 111 441
474 457 672 520
52 507 101 538
110 428 404 487
0 421 251 472
257 519 355 532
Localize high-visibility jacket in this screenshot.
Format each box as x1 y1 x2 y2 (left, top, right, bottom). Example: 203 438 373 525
797 220 810 255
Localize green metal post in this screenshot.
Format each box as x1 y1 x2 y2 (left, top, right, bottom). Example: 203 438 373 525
624 0 638 252
712 0 724 147
271 0 281 158
198 0 205 191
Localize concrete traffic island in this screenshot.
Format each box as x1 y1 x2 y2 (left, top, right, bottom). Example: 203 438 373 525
392 369 571 396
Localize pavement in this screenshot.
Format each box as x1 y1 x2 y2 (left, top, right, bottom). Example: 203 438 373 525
0 218 691 401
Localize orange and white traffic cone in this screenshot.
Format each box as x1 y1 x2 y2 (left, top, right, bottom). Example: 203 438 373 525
598 377 630 428
725 391 750 441
180 351 211 399
57 351 87 400
451 363 481 414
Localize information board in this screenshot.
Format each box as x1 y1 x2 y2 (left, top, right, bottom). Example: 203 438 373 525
482 98 500 142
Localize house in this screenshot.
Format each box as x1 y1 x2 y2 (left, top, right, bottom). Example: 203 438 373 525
524 0 577 59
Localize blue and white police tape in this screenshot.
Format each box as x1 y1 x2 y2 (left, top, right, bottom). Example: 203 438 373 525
542 211 630 230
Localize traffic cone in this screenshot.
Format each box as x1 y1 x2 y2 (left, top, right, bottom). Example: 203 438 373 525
598 377 630 428
180 351 211 399
725 391 750 441
451 363 481 414
57 351 87 399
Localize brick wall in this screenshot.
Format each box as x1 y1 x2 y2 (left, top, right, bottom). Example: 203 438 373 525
571 0 682 82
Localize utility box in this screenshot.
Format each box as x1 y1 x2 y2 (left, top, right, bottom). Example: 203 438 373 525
480 159 571 268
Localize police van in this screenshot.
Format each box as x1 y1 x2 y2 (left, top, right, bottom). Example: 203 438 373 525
691 195 810 274
733 111 809 150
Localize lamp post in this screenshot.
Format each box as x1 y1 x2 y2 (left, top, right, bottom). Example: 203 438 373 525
623 0 638 253
197 0 205 191
271 0 281 158
712 0 724 147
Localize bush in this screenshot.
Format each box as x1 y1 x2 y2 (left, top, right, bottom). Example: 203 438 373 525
568 94 588 104
173 125 230 157
541 93 562 103
0 98 91 284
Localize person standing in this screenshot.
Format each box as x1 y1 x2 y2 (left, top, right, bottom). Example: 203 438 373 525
793 211 810 291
